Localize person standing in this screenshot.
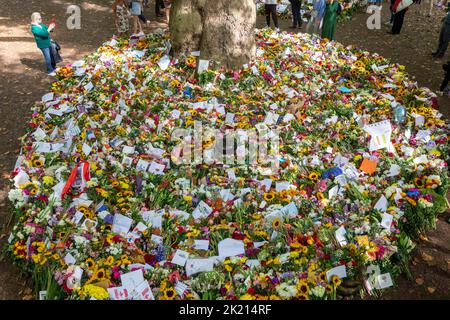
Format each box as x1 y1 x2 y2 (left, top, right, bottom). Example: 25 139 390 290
265 0 279 30
113 0 130 36
164 0 173 24
321 0 340 40
289 0 302 29
390 0 413 34
30 12 56 76
306 0 326 35
432 5 450 58
155 0 165 17
130 0 144 35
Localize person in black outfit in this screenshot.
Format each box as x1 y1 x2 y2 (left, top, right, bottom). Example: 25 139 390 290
432 5 450 58
289 0 302 29
439 61 450 92
155 0 165 17
265 2 279 29
391 8 406 34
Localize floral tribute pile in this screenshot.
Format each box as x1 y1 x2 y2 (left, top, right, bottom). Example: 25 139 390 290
7 28 450 300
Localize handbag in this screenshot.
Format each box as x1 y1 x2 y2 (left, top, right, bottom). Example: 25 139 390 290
50 39 63 63
395 0 413 12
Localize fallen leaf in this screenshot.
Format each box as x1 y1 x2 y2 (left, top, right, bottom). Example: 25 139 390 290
415 277 424 285
22 294 33 300
427 287 436 294
421 252 433 262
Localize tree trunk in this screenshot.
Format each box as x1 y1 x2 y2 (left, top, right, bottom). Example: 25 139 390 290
169 0 256 70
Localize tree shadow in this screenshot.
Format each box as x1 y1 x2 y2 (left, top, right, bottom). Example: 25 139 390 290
20 57 45 72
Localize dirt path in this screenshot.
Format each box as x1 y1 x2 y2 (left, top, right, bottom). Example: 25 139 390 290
0 0 449 300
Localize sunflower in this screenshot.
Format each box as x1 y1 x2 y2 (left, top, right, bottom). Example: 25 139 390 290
318 272 327 282
297 293 309 300
414 177 424 188
29 186 38 196
32 159 44 167
425 120 434 129
263 192 276 202
85 258 96 270
298 283 309 295
308 172 319 182
316 192 324 200
325 284 333 294
331 275 342 287
163 287 176 300
272 217 282 229
95 268 106 280
185 56 196 67
112 181 120 188
104 255 115 266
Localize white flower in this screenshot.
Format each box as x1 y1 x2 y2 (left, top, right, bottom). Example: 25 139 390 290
276 283 297 299
74 235 89 247
310 285 326 298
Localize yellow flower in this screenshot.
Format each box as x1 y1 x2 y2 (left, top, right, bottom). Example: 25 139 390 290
32 159 44 168
263 192 276 201
163 287 176 300
85 258 96 270
240 294 254 300
272 217 282 229
82 284 109 300
331 275 342 287
42 176 54 185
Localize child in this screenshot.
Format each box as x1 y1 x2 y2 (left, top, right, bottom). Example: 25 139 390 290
113 0 130 36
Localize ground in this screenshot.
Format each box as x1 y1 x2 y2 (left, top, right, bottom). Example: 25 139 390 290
0 0 449 300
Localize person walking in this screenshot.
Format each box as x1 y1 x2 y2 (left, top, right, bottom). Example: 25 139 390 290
321 0 340 40
155 0 165 17
306 0 326 35
113 0 130 36
30 12 56 76
289 0 303 29
265 0 279 30
432 4 450 58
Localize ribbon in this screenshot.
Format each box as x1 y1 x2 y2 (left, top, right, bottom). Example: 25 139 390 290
61 160 90 200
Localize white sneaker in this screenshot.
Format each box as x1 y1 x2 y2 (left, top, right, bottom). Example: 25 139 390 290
48 72 56 76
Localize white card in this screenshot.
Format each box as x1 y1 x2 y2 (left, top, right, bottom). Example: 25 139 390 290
151 234 163 245
381 213 393 229
136 159 150 172
148 162 165 175
326 265 347 282
198 59 210 73
218 238 245 258
225 113 235 124
280 202 298 218
192 201 213 220
157 55 171 70
122 146 135 154
133 280 154 300
387 164 401 177
175 281 189 297
374 195 388 212
112 213 134 236
275 181 290 192
185 258 214 277
121 269 145 292
82 143 92 156
64 253 76 265
335 226 347 246
108 286 130 300
142 210 163 229
193 239 209 251
376 273 393 289
171 249 189 267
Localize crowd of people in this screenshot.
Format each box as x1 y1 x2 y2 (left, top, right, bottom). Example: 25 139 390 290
30 0 450 92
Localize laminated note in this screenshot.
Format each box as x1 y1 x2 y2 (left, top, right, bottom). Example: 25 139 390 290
198 60 209 73
186 258 214 277
133 280 154 300
335 226 347 246
108 287 130 300
171 249 189 267
193 239 209 251
112 213 133 236
363 120 394 152
157 55 171 70
326 265 347 282
192 201 213 219
380 213 393 229
120 269 144 292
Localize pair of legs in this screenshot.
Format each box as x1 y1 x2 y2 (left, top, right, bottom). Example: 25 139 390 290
290 0 302 28
132 15 143 34
305 16 321 35
391 9 406 34
40 47 56 74
265 4 279 28
433 23 450 58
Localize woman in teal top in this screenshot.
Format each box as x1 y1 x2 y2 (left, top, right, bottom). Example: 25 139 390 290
31 12 56 75
321 0 340 41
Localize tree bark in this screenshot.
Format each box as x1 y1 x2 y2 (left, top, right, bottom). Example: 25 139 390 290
169 0 256 70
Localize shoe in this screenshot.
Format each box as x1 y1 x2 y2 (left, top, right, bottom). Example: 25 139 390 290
275 27 280 32
48 71 56 76
434 53 444 58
